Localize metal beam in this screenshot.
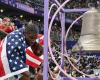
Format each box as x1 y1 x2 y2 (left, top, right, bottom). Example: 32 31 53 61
64 8 89 13
43 0 49 80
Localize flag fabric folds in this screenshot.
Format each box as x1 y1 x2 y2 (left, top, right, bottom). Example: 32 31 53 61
26 47 43 68
0 29 28 80
0 32 44 79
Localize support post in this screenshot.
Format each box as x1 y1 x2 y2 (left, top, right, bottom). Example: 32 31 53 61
43 0 49 80
60 12 65 70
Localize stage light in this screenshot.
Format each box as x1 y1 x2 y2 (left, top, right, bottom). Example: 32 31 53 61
0 9 4 13
20 15 23 18
38 19 41 22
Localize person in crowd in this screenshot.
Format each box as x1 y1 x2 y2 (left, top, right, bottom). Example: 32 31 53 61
0 17 15 33
0 23 38 80
27 34 44 80
0 18 8 42
13 17 23 29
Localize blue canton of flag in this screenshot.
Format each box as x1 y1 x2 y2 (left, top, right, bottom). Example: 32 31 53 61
0 29 29 79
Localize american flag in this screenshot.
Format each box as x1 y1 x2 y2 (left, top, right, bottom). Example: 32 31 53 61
26 34 44 68
0 29 28 79
26 47 43 68
0 29 44 79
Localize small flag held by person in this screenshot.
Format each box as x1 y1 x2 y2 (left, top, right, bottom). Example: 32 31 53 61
26 34 44 68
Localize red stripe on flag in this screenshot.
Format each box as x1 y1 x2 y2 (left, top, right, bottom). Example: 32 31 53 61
26 49 43 62
26 59 40 68
0 40 5 77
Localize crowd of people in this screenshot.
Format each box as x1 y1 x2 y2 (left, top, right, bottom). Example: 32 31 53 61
68 29 80 41
49 45 100 78
69 54 100 77
14 0 83 20
0 16 66 42
15 0 100 20
16 0 99 8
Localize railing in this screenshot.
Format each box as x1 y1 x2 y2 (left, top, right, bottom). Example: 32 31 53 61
16 2 34 14
63 77 100 80
0 0 34 14
0 0 16 7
